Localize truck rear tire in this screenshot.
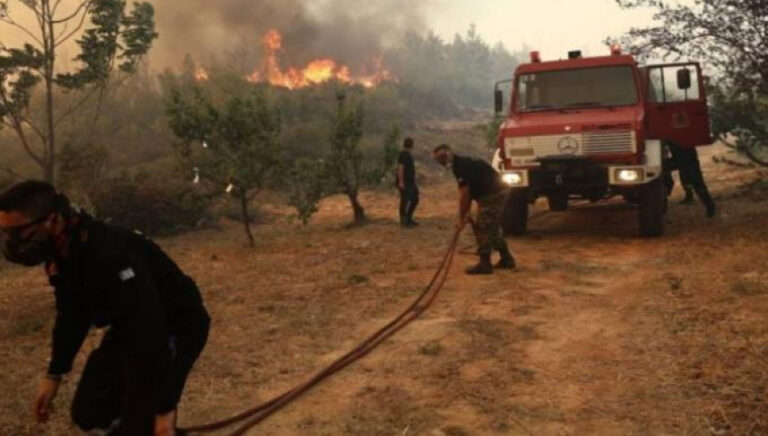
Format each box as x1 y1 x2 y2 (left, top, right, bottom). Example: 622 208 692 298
547 194 568 212
638 179 665 237
502 190 529 236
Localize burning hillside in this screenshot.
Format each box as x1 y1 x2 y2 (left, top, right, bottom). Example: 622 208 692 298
247 29 395 89
194 29 395 89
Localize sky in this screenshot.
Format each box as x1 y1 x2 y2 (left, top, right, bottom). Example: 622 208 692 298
427 0 657 60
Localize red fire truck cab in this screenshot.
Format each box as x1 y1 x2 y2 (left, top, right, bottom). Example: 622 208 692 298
493 47 712 237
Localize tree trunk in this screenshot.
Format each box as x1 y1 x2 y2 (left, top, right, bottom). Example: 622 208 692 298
348 192 366 224
239 193 255 247
43 0 56 184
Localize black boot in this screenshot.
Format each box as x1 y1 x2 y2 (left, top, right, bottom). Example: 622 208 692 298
678 186 695 205
466 254 493 275
695 184 716 218
495 246 516 269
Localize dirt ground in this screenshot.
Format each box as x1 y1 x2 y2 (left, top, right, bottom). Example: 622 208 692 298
1 144 767 435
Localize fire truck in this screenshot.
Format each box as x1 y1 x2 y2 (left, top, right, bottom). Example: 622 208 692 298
492 46 712 237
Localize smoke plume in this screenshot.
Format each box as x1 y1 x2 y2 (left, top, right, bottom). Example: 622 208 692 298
149 0 429 70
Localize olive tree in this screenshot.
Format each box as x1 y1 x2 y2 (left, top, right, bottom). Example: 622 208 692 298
166 83 282 246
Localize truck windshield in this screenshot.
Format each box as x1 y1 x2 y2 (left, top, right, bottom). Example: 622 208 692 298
516 66 638 112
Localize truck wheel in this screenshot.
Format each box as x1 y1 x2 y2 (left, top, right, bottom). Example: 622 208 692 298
502 190 529 236
638 179 665 237
547 194 568 212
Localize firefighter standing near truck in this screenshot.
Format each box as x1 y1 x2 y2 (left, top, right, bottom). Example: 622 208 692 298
665 141 716 217
0 181 210 436
432 144 516 274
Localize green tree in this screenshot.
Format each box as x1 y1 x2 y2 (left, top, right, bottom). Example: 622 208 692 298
287 97 399 226
0 0 157 183
326 91 367 224
166 83 282 246
613 0 768 167
366 122 400 185
286 157 326 225
387 26 519 114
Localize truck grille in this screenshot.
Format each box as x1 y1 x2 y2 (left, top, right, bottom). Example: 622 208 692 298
582 130 635 155
504 129 637 162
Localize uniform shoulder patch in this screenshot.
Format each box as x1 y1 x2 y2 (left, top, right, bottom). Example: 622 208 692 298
119 268 136 282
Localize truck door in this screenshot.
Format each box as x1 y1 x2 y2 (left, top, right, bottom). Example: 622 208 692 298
643 63 712 147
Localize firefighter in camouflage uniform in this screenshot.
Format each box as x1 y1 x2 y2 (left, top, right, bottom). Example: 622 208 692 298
432 144 515 274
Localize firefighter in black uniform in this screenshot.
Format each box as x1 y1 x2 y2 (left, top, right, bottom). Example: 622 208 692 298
664 141 716 217
0 181 210 436
397 137 419 227
432 144 515 274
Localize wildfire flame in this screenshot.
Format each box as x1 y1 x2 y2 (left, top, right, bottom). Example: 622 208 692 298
194 67 209 82
248 29 394 89
193 29 394 89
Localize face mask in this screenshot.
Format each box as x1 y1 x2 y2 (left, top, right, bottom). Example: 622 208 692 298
1 216 55 267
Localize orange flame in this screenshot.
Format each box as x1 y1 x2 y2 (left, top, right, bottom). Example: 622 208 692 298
194 67 209 82
249 29 394 89
192 30 395 89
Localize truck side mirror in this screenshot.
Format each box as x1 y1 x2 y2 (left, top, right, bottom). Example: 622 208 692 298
677 68 691 90
494 89 504 114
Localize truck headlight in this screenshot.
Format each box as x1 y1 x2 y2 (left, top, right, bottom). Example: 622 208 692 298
503 172 522 185
615 168 645 183
501 170 527 187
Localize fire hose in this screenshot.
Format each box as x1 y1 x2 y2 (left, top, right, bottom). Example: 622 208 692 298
180 221 469 435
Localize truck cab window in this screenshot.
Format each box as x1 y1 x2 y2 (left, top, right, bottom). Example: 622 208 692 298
516 66 638 112
648 65 701 103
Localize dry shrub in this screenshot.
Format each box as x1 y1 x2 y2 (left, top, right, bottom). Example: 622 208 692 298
91 172 211 236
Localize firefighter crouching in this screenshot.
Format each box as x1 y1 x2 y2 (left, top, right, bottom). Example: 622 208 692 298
432 144 516 274
0 181 210 436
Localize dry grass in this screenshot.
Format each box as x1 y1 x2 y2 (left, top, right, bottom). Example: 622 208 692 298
0 144 767 435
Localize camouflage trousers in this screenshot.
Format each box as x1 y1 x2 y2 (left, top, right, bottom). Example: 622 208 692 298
474 191 509 256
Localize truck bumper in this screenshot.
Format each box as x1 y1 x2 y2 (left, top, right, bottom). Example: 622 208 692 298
499 139 664 195
501 158 661 198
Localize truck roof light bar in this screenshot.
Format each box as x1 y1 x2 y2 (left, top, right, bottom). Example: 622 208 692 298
568 50 582 59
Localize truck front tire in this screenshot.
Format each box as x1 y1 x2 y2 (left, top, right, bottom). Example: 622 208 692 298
638 178 665 237
502 190 529 236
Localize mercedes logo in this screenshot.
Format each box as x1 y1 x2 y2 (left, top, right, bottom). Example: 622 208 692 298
557 136 579 154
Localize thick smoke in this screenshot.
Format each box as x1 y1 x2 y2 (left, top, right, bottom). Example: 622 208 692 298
149 0 429 70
